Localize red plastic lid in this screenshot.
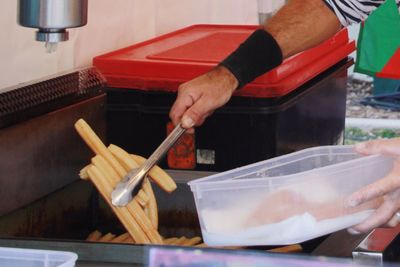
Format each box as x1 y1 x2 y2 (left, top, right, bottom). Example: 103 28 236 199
93 24 355 98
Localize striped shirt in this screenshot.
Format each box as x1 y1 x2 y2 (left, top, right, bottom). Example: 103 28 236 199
323 0 400 26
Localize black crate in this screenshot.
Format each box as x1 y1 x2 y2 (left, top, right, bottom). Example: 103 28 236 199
106 59 352 171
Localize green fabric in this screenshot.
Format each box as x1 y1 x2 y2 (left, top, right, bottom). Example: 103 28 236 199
355 0 400 76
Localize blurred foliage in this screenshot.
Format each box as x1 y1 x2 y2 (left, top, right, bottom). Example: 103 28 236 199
345 127 400 145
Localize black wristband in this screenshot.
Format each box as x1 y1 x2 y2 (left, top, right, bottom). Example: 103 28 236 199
219 29 283 89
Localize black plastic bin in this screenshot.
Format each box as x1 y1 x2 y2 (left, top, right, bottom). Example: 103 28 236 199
94 25 355 171
106 59 352 171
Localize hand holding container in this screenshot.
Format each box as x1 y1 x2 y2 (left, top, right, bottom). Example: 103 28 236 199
188 145 394 246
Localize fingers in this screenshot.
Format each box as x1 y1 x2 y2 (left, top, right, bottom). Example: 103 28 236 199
348 187 400 233
346 138 400 234
346 171 400 208
386 212 400 228
182 96 218 127
169 66 238 128
169 90 215 129
169 84 211 128
350 198 399 233
169 87 197 127
355 138 400 157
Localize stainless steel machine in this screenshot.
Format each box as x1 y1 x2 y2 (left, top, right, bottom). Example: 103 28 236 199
18 0 88 52
0 68 204 266
0 67 105 217
1 69 400 266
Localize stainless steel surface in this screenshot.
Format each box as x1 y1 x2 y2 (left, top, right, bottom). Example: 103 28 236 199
0 170 209 238
18 0 88 28
0 161 393 265
0 95 106 216
352 226 400 265
0 239 145 266
112 124 186 207
312 230 369 258
166 170 215 183
2 239 400 267
0 179 95 238
18 0 88 51
314 226 400 263
0 67 106 128
0 170 212 266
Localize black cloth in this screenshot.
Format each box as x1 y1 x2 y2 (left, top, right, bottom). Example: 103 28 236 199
220 29 283 89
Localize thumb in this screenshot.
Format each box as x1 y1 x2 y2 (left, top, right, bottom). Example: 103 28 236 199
181 97 213 128
354 141 379 155
181 115 195 129
355 139 400 157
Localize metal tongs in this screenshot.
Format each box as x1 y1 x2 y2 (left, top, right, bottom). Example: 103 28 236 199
111 123 186 207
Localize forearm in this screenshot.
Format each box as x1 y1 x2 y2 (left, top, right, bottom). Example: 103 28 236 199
170 0 343 128
265 0 341 58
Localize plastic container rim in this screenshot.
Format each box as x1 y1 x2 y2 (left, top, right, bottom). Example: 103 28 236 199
0 246 78 266
190 155 388 192
188 145 390 190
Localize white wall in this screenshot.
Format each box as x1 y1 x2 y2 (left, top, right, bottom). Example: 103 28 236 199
0 0 258 91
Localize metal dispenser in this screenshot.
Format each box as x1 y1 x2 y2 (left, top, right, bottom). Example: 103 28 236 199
18 0 88 53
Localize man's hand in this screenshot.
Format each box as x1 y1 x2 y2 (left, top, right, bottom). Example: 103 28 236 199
169 0 340 128
347 138 400 234
169 66 238 129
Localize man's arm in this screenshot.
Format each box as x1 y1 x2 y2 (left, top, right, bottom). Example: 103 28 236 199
265 0 341 58
170 0 341 128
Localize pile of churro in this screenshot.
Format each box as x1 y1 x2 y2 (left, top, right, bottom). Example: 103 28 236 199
75 119 203 246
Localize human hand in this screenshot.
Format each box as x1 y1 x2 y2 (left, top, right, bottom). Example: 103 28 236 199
346 138 400 234
169 66 238 129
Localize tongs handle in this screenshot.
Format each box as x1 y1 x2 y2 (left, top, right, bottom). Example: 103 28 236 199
129 123 186 182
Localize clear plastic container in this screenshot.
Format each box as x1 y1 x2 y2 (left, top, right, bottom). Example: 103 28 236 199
188 145 394 246
0 247 78 267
